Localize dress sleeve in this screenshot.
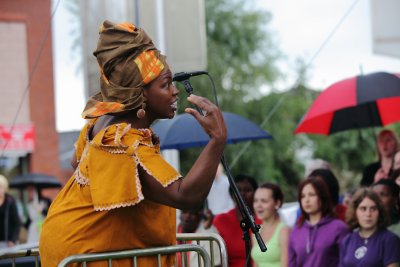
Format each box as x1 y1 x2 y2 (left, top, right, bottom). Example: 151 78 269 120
86 124 181 211
135 144 182 187
88 144 143 211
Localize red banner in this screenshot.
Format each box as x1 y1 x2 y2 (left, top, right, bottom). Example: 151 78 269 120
0 124 35 152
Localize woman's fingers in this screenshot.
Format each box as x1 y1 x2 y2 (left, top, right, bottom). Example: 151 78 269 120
187 94 213 109
185 95 215 117
185 95 227 142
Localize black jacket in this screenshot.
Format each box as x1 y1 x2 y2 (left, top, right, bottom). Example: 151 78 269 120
0 194 21 243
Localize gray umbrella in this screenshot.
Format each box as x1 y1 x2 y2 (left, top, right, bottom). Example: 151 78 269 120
10 173 62 190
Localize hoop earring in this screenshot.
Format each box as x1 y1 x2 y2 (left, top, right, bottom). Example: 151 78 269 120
136 102 146 119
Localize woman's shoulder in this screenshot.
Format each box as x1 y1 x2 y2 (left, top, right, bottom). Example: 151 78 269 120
91 122 156 148
5 194 17 205
326 217 349 233
339 230 355 246
376 228 400 242
324 216 346 226
276 220 290 230
278 222 291 238
290 223 306 234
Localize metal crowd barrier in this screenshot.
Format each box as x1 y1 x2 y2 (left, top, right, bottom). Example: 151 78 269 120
176 233 228 267
0 233 227 267
59 244 210 267
0 243 40 267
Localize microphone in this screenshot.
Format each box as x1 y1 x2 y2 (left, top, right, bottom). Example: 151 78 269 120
172 71 208 82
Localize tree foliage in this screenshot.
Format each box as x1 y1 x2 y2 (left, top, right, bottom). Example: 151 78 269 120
177 0 281 109
226 86 318 200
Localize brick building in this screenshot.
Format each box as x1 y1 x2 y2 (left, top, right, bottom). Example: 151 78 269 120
0 0 61 185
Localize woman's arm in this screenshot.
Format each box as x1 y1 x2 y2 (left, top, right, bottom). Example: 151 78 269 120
140 95 227 209
279 225 291 267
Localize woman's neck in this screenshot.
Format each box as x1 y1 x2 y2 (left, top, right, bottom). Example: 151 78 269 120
381 157 393 172
262 213 279 227
359 226 377 239
308 212 322 225
100 114 152 129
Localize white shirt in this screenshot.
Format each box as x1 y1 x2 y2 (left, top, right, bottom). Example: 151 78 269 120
190 224 222 267
206 174 235 215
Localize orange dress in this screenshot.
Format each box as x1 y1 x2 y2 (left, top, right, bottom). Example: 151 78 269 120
39 121 181 266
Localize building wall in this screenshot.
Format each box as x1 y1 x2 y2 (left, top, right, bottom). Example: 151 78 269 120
0 0 61 180
0 22 30 125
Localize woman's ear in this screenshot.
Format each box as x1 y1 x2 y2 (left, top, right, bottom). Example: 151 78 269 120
275 200 282 210
142 87 148 98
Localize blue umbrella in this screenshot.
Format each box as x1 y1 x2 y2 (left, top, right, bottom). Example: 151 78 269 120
152 112 272 150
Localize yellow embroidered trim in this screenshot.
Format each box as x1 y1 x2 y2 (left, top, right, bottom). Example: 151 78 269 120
93 198 143 211
134 150 181 188
73 143 90 186
74 169 90 186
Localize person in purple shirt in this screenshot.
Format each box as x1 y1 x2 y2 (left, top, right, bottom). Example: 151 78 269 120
339 188 400 267
289 176 349 267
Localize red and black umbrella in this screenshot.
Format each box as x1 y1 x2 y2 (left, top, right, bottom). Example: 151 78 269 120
295 72 400 135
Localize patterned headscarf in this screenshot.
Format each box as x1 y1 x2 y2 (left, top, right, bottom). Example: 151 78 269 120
82 20 168 119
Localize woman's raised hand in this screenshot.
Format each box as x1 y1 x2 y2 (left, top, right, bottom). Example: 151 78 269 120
185 94 227 144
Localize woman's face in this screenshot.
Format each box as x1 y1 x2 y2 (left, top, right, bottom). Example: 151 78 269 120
301 183 321 216
372 184 395 214
377 132 397 158
236 180 255 208
179 209 202 233
144 68 179 120
356 197 379 232
343 192 353 207
253 188 279 221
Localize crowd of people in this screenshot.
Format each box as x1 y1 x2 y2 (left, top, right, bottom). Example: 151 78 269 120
178 128 400 267
0 175 51 248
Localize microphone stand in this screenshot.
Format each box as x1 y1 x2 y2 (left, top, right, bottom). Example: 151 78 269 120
180 79 267 267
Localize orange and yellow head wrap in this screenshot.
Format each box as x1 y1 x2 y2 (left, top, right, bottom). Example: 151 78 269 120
82 20 168 119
